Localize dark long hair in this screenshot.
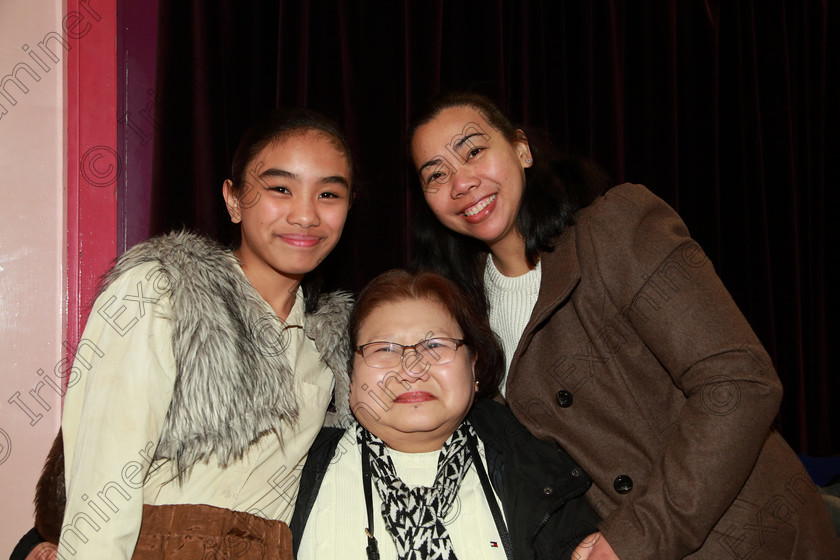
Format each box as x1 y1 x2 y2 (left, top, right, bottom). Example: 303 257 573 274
228 108 354 312
408 92 608 315
349 269 505 398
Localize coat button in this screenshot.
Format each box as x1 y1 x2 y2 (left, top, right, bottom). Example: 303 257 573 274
555 390 573 408
571 468 582 478
614 475 633 494
543 486 554 495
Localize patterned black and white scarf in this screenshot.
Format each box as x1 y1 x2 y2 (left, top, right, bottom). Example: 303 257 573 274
357 422 476 560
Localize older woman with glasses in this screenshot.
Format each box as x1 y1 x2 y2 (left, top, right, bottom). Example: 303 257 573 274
291 269 600 560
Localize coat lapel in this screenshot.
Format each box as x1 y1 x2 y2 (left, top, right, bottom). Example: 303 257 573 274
508 226 581 378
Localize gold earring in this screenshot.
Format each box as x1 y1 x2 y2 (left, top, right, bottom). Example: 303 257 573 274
474 379 479 390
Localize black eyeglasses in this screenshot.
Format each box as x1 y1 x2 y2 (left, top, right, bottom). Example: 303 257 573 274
355 337 467 369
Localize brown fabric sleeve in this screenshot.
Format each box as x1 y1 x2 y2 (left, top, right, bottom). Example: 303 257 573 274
586 184 783 558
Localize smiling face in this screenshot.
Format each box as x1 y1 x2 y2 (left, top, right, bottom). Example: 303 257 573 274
411 105 533 259
223 130 351 286
350 297 477 452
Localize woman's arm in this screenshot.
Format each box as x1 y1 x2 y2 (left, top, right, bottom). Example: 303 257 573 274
587 184 783 558
57 263 176 560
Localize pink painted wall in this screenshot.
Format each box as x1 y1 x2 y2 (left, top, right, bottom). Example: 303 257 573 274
0 0 66 553
1 0 155 552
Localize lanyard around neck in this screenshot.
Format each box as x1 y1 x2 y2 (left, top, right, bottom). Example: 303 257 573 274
361 435 381 560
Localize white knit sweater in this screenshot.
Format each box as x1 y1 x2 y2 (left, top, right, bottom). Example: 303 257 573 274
483 255 541 396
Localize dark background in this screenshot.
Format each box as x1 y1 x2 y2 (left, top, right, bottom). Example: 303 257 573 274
130 1 839 455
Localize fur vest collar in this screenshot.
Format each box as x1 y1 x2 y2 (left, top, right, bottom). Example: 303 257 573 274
103 231 352 477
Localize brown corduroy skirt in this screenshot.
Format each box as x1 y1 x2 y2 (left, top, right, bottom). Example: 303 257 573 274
132 504 292 560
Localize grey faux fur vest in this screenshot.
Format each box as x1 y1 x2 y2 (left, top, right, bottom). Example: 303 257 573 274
101 230 353 477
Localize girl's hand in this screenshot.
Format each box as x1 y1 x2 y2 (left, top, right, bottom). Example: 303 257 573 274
26 542 58 560
572 532 620 560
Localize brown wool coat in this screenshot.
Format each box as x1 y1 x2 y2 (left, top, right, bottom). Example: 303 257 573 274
504 184 839 559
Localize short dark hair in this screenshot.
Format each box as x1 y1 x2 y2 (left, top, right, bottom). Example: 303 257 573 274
229 107 354 196
409 92 609 315
348 269 504 398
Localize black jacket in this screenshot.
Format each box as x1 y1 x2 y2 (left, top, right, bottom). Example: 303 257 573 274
290 399 600 560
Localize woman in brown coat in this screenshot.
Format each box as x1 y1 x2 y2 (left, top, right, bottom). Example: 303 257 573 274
408 92 839 560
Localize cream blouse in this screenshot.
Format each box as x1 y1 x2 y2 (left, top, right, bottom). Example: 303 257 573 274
58 262 333 560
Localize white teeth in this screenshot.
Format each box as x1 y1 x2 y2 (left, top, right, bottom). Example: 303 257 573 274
463 194 496 217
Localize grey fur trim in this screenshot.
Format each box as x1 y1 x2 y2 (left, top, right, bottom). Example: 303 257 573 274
305 291 354 428
104 231 352 477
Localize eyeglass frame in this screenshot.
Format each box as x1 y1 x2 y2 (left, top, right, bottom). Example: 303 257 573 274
354 337 468 371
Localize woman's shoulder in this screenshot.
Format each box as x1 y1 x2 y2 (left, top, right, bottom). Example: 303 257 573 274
108 230 235 284
469 399 546 452
87 231 239 325
580 183 673 223
574 183 692 258
312 426 352 463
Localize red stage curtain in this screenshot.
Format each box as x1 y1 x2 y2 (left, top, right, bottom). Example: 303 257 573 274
147 0 839 455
